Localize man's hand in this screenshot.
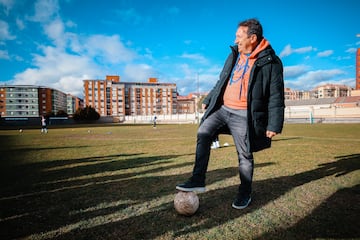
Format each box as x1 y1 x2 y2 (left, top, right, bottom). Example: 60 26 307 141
266 130 277 139
202 104 207 111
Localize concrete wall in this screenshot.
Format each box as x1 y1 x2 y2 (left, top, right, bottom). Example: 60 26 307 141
1 105 359 128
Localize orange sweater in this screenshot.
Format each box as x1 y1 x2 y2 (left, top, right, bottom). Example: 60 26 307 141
223 39 270 109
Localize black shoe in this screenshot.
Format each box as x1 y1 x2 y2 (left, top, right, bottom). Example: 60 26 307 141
232 194 251 209
176 180 206 192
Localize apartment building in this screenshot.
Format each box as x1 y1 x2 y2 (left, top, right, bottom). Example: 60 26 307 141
83 76 178 117
0 85 77 117
284 88 311 100
177 94 196 114
313 84 351 98
67 94 84 115
285 84 352 101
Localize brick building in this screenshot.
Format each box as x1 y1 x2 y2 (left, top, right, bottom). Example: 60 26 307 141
0 85 76 117
83 76 178 117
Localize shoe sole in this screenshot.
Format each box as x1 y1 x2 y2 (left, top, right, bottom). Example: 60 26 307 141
176 186 206 192
232 197 251 210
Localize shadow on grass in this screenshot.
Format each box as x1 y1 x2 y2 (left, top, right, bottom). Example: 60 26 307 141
0 152 146 197
0 151 196 199
255 153 360 240
1 154 359 239
256 184 360 240
63 154 359 240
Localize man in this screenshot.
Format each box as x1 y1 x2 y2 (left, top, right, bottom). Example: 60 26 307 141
176 18 285 209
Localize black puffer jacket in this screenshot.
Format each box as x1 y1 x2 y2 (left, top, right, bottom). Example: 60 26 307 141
202 45 285 152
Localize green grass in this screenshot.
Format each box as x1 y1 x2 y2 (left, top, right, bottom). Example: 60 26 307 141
0 124 359 240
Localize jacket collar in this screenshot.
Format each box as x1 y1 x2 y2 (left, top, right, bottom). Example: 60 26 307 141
255 47 275 67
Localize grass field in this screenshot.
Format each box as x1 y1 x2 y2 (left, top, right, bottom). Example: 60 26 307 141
0 123 359 240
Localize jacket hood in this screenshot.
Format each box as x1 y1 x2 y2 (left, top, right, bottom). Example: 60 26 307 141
249 38 270 59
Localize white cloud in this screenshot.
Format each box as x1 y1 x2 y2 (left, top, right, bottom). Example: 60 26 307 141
285 69 345 90
298 69 344 83
14 55 23 61
295 46 315 54
8 2 140 98
280 44 315 58
197 72 218 92
124 64 156 82
44 18 65 46
345 48 357 54
158 62 221 95
0 0 14 15
27 0 59 23
335 78 356 88
336 56 351 61
85 35 137 64
55 75 87 97
15 18 25 30
317 50 333 57
65 20 76 28
279 44 292 58
178 63 193 77
9 30 138 96
284 65 309 79
143 48 153 60
180 53 209 65
0 49 9 59
0 20 15 40
12 45 100 96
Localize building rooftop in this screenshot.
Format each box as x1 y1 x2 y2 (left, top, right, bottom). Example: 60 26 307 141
286 98 337 106
286 96 360 106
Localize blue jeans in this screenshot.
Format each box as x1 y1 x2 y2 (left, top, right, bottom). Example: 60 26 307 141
192 106 254 195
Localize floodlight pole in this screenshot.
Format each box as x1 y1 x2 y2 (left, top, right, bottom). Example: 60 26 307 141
196 72 200 124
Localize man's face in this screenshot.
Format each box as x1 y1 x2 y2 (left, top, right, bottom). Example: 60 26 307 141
234 26 253 54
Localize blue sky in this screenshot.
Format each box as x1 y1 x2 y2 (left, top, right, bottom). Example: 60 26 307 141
0 0 359 98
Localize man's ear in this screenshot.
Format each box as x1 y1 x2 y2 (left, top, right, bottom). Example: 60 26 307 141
250 34 257 44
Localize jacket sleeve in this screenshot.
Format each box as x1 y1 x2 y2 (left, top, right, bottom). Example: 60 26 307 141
267 57 285 133
203 78 222 106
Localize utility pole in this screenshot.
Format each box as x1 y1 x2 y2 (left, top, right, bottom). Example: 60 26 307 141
197 72 199 95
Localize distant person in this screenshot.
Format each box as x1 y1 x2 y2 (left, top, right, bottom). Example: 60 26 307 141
211 135 220 149
176 18 285 210
153 115 157 128
41 115 48 133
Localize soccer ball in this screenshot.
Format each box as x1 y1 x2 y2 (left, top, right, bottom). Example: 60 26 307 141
174 191 199 216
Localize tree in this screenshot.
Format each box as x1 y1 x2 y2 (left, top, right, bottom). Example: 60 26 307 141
56 110 68 117
45 112 55 118
73 106 100 121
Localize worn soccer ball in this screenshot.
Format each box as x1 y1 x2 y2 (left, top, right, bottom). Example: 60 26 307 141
174 191 199 216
